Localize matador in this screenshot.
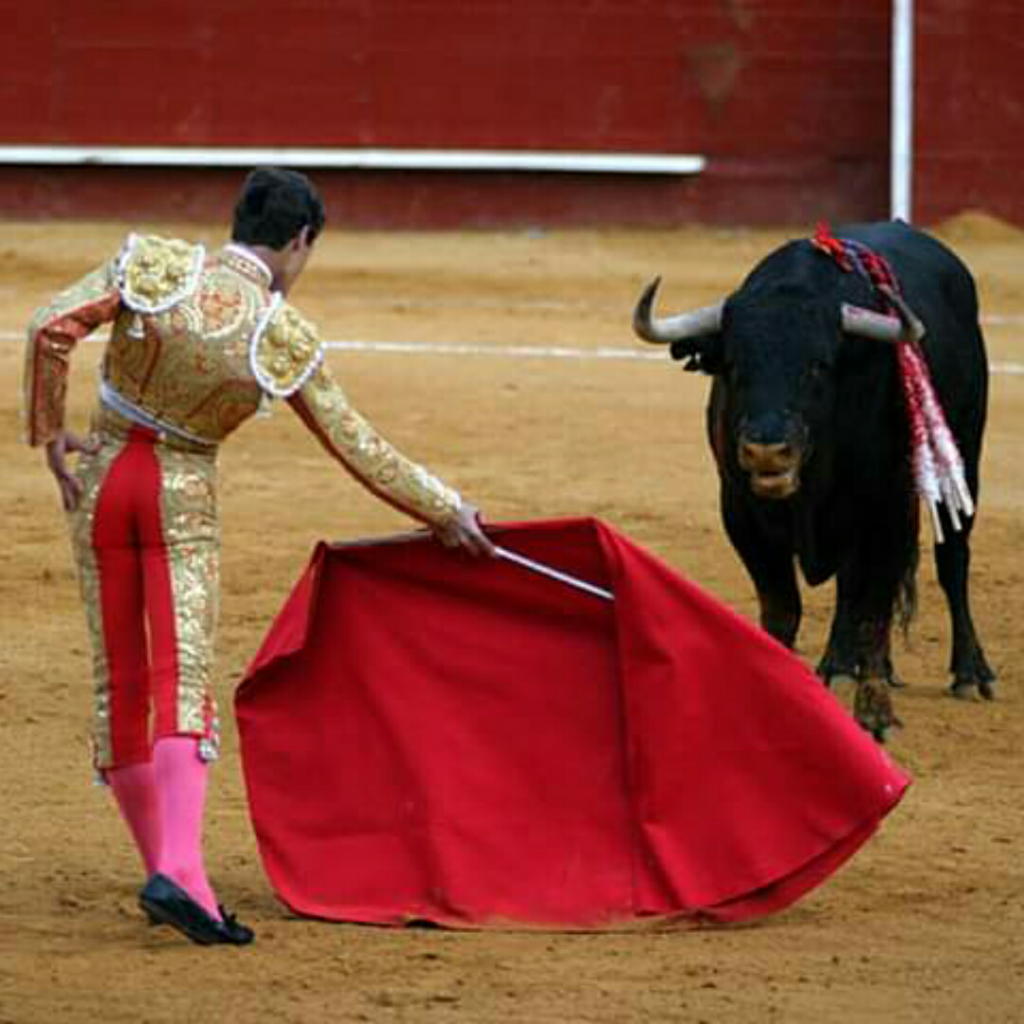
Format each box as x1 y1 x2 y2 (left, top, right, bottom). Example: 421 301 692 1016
23 167 493 946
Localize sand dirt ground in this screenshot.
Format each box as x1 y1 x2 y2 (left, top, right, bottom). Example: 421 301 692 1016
1 215 1022 1023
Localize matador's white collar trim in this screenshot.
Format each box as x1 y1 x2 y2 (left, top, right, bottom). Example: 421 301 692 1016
223 243 274 287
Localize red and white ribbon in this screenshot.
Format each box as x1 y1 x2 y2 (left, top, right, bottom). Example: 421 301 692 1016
896 341 973 543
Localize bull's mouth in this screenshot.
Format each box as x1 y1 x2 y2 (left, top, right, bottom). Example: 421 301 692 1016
738 437 804 499
749 468 799 499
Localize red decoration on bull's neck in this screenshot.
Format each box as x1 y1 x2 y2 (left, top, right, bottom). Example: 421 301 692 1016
813 224 973 542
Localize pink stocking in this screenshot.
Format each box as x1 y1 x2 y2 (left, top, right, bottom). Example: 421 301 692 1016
152 736 222 920
107 762 161 876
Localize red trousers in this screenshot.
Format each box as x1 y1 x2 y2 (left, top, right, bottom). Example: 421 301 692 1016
69 414 221 771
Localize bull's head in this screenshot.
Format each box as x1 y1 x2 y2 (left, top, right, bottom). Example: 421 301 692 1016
633 278 923 501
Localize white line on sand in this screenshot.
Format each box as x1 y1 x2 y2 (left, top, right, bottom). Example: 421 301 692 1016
2 331 1022 374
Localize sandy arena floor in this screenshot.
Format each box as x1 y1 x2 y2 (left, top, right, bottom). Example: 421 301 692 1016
1 215 1022 1023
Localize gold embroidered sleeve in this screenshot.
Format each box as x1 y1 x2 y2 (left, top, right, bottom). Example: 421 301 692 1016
289 361 462 526
24 262 122 446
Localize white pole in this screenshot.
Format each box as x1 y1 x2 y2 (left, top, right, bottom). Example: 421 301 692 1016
494 546 614 602
891 0 914 221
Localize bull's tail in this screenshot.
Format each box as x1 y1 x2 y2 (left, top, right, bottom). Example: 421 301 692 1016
895 549 919 635
895 503 921 635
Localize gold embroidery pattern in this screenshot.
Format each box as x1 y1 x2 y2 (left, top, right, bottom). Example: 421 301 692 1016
250 301 324 397
299 362 461 525
117 234 205 313
196 275 248 339
67 436 125 770
103 314 160 392
185 381 269 437
103 248 268 443
26 239 295 450
155 446 222 756
66 430 223 769
27 263 116 340
23 265 120 445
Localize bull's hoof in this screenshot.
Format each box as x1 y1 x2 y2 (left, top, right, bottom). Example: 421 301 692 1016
951 648 996 701
950 678 997 702
823 671 857 693
817 653 907 691
854 678 902 744
816 651 854 683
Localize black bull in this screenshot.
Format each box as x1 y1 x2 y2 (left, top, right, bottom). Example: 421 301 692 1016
633 220 994 740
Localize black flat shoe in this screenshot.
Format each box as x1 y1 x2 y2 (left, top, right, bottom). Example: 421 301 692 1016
139 873 254 946
215 906 254 945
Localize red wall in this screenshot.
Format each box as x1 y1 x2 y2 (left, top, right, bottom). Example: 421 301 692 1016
0 1 923 228
914 1 1024 227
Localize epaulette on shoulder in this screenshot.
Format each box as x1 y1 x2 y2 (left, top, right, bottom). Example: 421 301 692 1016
249 298 325 398
116 233 206 314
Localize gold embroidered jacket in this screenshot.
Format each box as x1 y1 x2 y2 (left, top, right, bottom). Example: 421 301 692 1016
23 234 461 526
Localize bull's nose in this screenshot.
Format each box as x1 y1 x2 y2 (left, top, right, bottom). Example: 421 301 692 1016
739 440 796 473
738 438 802 500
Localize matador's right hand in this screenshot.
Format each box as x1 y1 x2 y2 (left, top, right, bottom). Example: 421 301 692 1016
432 502 497 558
45 430 100 512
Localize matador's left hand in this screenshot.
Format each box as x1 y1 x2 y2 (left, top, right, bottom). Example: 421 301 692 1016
433 502 497 558
45 430 100 512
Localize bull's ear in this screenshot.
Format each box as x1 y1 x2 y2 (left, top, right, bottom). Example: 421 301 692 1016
670 333 723 374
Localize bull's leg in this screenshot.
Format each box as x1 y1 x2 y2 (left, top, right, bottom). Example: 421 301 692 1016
755 561 802 649
721 489 801 647
820 590 905 689
851 618 903 742
818 578 858 684
827 558 904 743
933 521 996 700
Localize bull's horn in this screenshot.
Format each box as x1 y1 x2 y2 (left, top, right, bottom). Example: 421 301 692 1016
840 304 903 343
841 291 926 344
877 285 927 342
633 277 724 344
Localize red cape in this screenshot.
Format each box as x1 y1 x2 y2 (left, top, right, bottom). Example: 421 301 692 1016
236 518 909 928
